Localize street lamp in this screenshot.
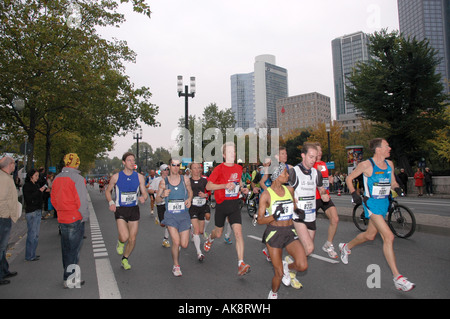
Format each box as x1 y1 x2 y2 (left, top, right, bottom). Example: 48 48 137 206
177 76 196 160
133 128 143 171
325 122 331 163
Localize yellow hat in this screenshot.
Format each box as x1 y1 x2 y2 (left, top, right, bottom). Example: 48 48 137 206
63 153 80 168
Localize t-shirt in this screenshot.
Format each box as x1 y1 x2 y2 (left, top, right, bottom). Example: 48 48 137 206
313 161 329 200
208 163 242 204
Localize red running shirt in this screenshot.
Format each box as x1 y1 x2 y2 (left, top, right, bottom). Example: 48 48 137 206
207 163 242 204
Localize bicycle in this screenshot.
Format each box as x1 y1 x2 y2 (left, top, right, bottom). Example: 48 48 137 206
352 193 416 238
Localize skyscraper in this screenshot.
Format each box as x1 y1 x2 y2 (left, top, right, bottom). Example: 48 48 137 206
398 0 450 95
331 31 370 121
231 55 288 129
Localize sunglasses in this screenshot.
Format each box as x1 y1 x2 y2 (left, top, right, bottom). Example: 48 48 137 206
171 163 181 167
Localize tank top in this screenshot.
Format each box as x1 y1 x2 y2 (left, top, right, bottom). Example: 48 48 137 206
115 171 140 207
164 176 188 214
364 158 391 200
363 158 391 215
265 185 294 221
292 164 319 222
190 176 208 207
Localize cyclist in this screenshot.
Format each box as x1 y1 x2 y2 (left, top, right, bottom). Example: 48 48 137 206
340 138 415 292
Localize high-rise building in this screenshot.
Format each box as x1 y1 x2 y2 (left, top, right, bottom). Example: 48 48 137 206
398 0 450 95
276 92 331 136
231 55 288 129
331 31 370 121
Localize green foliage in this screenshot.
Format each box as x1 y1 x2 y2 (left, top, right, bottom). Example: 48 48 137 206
346 29 449 172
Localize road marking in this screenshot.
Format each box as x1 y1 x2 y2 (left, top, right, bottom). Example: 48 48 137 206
247 235 339 264
87 193 121 299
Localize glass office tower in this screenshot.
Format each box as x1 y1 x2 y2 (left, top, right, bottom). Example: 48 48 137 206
332 31 370 121
398 0 450 94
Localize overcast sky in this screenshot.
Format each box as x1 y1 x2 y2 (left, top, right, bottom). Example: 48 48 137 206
100 0 400 160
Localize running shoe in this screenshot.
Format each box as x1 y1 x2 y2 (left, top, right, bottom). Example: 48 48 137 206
284 256 303 289
238 261 251 276
172 265 182 277
339 243 351 264
162 238 171 248
322 242 338 259
204 236 213 252
267 290 278 299
121 258 131 270
394 275 415 292
197 253 205 262
282 261 291 286
116 240 124 255
262 247 271 262
224 236 232 244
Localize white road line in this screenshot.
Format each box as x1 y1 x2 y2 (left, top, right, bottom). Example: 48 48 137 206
247 235 340 264
87 193 121 299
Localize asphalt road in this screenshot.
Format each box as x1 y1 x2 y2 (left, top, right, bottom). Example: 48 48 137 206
1 185 449 302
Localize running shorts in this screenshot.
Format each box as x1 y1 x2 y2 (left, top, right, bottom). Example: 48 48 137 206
262 224 298 249
214 199 241 228
115 206 140 222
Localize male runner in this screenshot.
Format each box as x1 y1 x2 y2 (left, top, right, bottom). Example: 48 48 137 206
156 158 193 276
204 142 250 276
105 152 148 270
340 138 415 291
313 142 339 259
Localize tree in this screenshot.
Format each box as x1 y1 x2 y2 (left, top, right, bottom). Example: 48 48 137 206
346 29 449 174
0 0 157 172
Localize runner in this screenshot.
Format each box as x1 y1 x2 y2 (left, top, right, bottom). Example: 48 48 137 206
150 164 171 248
287 143 328 286
339 138 415 291
188 162 210 262
105 152 148 270
203 142 251 276
313 142 339 259
257 163 308 299
156 158 193 277
145 169 156 216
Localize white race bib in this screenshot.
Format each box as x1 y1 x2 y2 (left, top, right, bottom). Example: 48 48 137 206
192 196 206 207
168 200 185 213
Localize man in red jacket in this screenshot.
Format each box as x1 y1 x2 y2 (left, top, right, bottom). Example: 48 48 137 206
51 153 89 288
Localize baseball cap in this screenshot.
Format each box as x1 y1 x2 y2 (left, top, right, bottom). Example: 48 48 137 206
160 164 168 171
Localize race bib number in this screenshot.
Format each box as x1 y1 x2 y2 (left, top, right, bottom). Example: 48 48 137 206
120 192 137 206
225 183 240 198
296 196 316 222
371 182 391 199
267 200 294 221
168 200 185 213
322 179 329 190
192 196 206 207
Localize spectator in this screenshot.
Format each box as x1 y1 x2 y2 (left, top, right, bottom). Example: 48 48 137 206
414 168 424 197
23 169 46 261
51 153 89 288
424 167 433 196
0 156 21 285
397 168 409 195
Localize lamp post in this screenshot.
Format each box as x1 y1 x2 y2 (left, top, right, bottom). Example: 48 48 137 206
133 128 143 172
177 76 196 161
325 122 331 163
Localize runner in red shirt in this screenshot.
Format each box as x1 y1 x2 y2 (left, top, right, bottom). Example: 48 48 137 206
313 143 339 259
204 142 251 276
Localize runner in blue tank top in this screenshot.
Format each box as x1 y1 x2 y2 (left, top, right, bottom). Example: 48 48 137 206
156 158 193 277
339 138 415 292
105 152 148 270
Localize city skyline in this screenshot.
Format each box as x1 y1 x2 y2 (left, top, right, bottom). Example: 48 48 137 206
100 0 399 160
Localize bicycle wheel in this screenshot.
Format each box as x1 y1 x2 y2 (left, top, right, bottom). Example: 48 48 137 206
352 203 369 232
247 199 257 219
388 204 416 238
